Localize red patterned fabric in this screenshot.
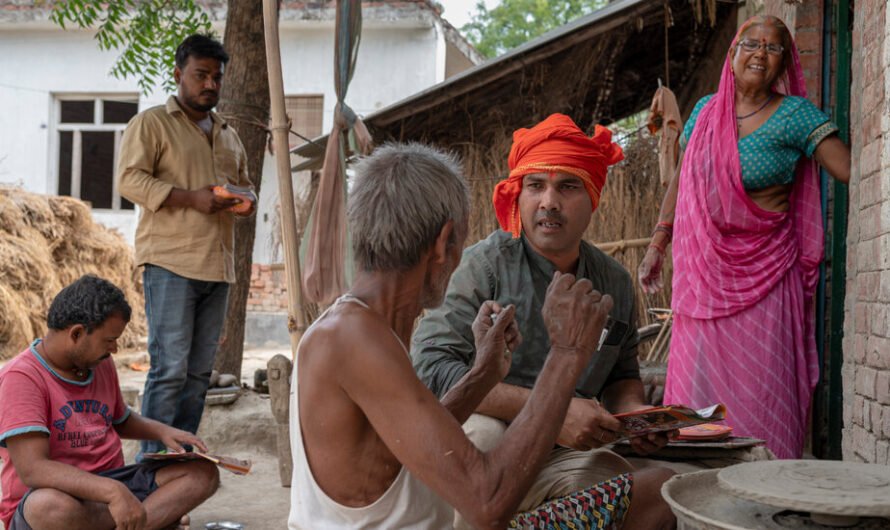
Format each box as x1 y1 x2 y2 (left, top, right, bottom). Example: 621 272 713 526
493 114 624 237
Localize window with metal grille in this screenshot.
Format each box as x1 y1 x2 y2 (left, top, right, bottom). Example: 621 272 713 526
55 96 139 210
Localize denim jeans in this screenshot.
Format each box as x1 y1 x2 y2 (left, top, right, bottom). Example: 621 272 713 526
139 265 229 457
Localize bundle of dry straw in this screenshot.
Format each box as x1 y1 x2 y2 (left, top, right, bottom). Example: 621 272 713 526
0 187 146 360
587 130 673 328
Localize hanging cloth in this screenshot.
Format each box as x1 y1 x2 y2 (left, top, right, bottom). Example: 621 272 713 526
646 86 683 186
303 0 372 305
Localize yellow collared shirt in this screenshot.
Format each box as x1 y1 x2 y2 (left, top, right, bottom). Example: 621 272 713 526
117 96 250 283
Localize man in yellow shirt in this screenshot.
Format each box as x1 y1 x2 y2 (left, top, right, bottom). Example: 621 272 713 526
117 34 253 458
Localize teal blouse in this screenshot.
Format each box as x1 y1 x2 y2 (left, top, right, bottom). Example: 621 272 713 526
680 95 838 190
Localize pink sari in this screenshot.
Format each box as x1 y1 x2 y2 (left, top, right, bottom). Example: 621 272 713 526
663 29 823 459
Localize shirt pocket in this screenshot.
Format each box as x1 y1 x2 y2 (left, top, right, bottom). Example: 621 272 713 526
213 141 241 183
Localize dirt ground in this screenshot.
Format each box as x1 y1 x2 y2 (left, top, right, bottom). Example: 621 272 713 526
0 347 780 530
178 392 292 530
0 348 293 530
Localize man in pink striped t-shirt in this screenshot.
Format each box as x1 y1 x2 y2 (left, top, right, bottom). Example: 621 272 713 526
0 275 219 530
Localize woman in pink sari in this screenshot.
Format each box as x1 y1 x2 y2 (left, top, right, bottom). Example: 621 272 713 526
637 16 850 459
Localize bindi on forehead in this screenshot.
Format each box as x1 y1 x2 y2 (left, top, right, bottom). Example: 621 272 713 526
742 25 782 42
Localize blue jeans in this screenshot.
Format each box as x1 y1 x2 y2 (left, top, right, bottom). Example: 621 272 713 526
140 265 229 457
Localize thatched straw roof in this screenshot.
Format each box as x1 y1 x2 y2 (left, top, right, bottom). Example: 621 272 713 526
290 0 739 173
288 0 739 329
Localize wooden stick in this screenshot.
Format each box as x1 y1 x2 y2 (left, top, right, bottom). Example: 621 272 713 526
593 237 652 255
263 0 307 358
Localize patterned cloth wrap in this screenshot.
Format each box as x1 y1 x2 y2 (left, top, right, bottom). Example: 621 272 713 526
509 473 633 529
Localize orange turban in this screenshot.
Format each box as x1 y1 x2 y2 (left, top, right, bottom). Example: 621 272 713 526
493 114 624 237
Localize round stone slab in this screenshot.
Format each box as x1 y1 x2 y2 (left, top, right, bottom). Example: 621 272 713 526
663 469 890 529
718 460 890 518
663 469 787 529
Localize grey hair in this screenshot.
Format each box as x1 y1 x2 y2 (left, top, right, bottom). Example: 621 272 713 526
348 142 470 272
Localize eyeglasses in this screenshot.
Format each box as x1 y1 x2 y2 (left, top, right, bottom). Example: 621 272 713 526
737 39 784 56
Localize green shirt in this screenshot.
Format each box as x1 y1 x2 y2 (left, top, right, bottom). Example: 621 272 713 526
411 230 640 399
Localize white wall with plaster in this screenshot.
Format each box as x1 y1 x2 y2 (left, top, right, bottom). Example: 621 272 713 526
0 16 468 263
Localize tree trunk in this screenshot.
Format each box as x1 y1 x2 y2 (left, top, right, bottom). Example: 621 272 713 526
214 0 271 378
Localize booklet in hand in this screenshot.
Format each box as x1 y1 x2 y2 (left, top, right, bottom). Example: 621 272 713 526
613 403 727 441
212 184 256 214
142 450 252 475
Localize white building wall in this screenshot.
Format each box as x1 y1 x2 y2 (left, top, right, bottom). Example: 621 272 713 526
0 28 163 242
254 23 441 263
277 25 439 126
0 21 445 262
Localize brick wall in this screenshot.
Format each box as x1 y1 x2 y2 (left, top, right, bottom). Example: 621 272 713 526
247 264 289 312
843 0 890 464
792 1 825 104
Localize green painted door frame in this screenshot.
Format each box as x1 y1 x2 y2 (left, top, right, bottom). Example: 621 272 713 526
813 0 851 460
827 0 851 460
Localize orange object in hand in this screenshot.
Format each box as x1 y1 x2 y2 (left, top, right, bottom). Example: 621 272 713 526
213 184 256 214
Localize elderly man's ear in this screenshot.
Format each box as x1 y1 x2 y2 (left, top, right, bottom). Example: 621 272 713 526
430 220 455 265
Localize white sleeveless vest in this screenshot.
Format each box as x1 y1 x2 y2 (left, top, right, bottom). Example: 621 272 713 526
288 296 454 529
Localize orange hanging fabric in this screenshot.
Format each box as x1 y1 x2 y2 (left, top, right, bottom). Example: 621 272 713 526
646 86 683 187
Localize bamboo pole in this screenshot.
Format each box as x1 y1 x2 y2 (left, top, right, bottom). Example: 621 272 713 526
263 0 307 358
263 0 304 487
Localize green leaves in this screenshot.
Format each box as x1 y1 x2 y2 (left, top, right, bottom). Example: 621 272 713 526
461 0 607 58
50 0 212 95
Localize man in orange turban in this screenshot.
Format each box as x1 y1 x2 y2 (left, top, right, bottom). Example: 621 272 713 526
413 115 677 530
494 113 625 238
